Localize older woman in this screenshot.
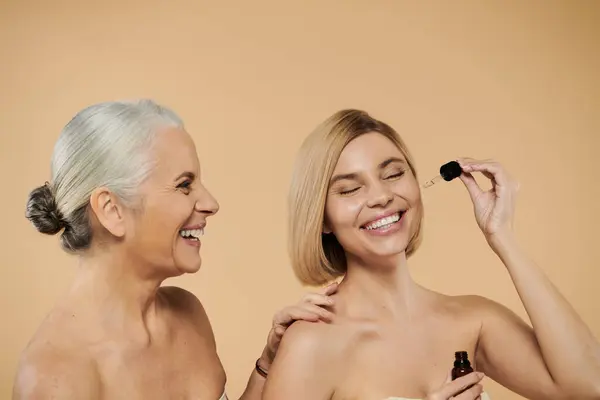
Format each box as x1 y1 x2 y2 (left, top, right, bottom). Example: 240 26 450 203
263 109 600 400
13 99 337 400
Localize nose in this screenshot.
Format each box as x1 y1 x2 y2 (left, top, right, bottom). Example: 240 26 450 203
366 181 393 208
194 184 220 216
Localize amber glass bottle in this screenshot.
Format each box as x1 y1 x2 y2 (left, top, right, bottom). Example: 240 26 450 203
451 351 474 380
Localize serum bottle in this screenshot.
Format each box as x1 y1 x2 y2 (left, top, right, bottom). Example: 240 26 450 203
452 351 474 380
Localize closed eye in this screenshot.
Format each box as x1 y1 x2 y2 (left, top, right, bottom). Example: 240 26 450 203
339 187 360 195
385 171 404 180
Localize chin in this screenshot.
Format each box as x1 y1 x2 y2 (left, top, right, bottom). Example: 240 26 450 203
364 232 410 255
178 259 202 274
368 246 408 261
172 252 203 274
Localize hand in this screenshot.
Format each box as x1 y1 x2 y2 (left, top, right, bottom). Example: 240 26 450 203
258 282 338 371
457 158 520 243
425 371 486 400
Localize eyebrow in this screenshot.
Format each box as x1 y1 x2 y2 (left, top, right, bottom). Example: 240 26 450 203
329 157 406 185
174 171 196 181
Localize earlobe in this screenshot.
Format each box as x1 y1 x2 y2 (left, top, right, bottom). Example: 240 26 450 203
89 187 126 237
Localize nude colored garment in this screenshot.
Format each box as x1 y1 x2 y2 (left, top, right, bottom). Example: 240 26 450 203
385 391 490 400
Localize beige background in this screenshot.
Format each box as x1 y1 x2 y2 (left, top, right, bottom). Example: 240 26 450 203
1 1 599 399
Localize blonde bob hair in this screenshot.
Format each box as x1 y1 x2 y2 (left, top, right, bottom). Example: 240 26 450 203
288 109 423 286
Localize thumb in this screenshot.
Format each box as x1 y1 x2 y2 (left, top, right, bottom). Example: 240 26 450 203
459 172 483 203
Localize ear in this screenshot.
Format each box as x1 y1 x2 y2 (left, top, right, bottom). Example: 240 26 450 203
89 187 126 238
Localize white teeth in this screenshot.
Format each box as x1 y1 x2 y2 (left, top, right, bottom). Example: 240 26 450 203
364 213 401 230
179 228 204 240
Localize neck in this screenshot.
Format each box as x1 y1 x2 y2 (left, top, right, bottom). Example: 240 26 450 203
337 252 423 320
67 247 166 341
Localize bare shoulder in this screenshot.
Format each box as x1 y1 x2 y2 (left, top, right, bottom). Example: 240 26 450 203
450 293 525 322
160 285 206 314
280 319 341 355
431 291 514 317
13 339 100 400
263 320 348 400
159 286 215 343
159 285 210 321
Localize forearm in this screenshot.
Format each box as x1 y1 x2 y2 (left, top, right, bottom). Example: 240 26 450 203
238 370 265 400
491 233 600 392
238 350 269 400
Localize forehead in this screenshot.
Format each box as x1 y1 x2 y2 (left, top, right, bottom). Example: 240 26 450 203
334 132 405 173
150 127 200 177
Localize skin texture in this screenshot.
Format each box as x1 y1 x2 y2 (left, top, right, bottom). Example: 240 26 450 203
263 132 600 400
12 128 336 400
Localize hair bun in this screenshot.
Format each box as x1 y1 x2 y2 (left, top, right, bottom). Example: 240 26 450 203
25 183 66 235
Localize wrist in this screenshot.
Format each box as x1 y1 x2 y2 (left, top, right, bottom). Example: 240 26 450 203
486 229 519 256
255 357 269 379
258 347 272 372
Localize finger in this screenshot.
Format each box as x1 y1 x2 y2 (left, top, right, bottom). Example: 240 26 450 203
298 303 335 322
319 281 339 296
466 166 496 182
435 372 484 399
275 304 334 326
456 157 494 165
454 384 483 400
273 325 286 337
273 306 321 326
458 172 483 202
301 293 335 307
459 160 509 187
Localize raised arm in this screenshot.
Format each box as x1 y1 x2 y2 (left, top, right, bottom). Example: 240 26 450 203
474 238 600 399
458 158 600 400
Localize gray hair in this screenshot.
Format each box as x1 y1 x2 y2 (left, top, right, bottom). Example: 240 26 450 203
25 99 184 253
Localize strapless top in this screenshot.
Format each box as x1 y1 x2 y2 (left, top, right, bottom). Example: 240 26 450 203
385 392 490 400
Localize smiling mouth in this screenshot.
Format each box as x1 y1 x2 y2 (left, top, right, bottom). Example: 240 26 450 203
360 211 405 231
179 228 204 241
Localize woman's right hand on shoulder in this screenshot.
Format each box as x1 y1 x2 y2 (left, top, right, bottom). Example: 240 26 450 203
425 371 485 400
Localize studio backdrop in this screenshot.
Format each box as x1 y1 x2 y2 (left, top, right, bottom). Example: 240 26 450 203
1 1 598 399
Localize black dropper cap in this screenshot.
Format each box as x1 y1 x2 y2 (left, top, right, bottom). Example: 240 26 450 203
440 161 463 182
454 351 471 367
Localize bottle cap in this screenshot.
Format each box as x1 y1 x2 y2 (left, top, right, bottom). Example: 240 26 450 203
440 161 462 181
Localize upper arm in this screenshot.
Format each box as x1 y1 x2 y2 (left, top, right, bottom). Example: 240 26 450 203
12 352 100 400
262 321 337 400
472 296 559 399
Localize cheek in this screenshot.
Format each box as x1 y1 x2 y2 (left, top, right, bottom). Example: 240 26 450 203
325 197 363 231
136 197 194 236
393 176 421 204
